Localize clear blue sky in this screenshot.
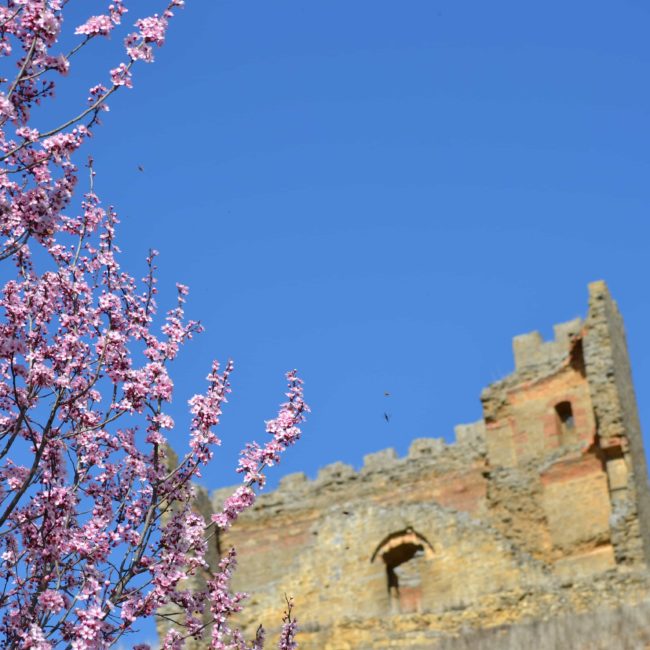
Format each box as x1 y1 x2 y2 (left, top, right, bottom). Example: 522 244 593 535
59 1 650 491
46 0 650 645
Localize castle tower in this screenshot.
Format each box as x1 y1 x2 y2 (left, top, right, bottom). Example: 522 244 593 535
481 281 650 571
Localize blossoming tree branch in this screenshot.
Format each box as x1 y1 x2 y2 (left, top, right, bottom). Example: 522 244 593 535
0 2 306 648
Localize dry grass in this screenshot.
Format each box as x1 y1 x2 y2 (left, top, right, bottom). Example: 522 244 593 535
436 600 650 650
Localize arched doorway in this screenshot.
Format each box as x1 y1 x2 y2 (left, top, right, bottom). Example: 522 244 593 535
371 528 434 614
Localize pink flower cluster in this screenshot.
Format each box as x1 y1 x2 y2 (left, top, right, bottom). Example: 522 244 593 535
279 598 298 650
0 178 307 648
75 15 114 37
212 372 309 530
0 0 184 262
0 2 307 648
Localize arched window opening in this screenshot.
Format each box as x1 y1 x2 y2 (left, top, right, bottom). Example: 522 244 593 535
555 401 575 443
371 529 433 614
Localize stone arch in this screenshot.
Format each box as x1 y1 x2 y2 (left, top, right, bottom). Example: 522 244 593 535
371 528 434 614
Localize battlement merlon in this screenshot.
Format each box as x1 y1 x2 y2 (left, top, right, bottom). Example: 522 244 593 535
513 317 583 372
481 314 584 424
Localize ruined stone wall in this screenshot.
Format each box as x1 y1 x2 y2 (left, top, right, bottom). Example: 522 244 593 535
583 281 650 565
162 282 650 648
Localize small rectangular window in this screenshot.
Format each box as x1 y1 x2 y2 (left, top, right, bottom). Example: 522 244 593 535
555 401 575 443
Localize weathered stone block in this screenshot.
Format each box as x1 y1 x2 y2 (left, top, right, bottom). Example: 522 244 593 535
408 438 445 458
362 448 397 470
454 420 486 448
316 461 355 483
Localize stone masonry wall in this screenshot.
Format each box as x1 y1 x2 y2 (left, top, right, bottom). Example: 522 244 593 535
160 282 650 649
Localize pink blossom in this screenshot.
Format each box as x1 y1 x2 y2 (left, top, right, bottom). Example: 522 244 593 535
278 598 298 650
5 464 30 490
75 15 114 37
109 1 128 25
162 629 184 650
0 1 307 648
24 624 51 650
110 62 133 88
72 605 105 648
16 127 40 141
88 84 110 111
212 486 256 530
136 15 167 45
43 53 70 75
38 590 65 613
0 93 15 119
153 413 175 429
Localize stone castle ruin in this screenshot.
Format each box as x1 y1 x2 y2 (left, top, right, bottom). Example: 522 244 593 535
162 281 650 649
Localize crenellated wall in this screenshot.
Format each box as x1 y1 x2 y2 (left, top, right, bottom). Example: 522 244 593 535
159 282 650 649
